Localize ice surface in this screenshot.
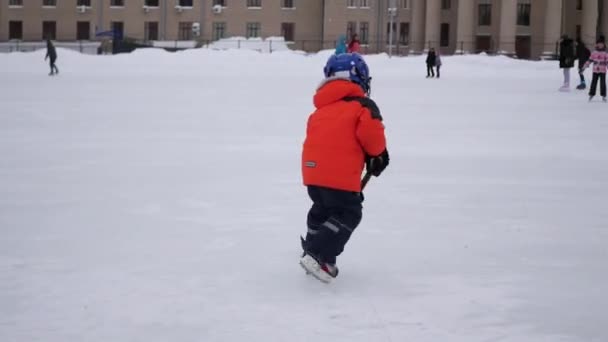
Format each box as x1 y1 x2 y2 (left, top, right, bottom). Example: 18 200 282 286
0 48 607 342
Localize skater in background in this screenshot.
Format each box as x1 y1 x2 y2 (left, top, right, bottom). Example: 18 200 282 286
335 35 347 55
300 53 389 283
435 51 442 78
347 33 360 53
426 48 436 78
576 38 591 89
559 35 575 90
582 38 608 101
44 38 59 76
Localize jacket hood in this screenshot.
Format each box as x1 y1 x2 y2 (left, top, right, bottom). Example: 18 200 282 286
313 79 365 109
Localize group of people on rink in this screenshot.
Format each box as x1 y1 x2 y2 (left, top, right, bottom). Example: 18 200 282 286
559 34 608 101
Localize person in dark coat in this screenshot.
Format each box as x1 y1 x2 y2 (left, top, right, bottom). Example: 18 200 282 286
559 35 575 90
44 38 59 76
576 38 591 89
426 48 436 78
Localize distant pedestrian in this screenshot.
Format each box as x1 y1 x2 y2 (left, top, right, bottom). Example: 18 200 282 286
435 51 442 78
44 38 59 76
576 38 591 89
426 48 436 78
347 34 360 54
559 35 575 91
582 39 608 101
335 35 347 55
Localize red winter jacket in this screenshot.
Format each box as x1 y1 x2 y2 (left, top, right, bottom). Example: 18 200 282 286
302 79 386 192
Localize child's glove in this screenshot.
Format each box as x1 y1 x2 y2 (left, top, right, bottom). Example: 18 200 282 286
366 149 390 177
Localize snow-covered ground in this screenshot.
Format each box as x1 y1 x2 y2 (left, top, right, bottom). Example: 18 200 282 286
1 48 607 342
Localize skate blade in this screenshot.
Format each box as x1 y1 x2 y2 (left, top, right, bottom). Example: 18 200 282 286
299 256 332 284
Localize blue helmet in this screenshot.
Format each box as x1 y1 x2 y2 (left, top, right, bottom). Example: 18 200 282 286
323 53 371 95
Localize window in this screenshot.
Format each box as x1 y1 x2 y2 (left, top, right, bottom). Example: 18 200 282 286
110 0 124 6
9 21 22 39
478 3 492 26
213 0 226 6
77 0 91 6
282 0 294 8
145 22 159 40
347 0 356 8
359 22 369 44
399 22 409 45
144 0 159 7
213 22 226 40
246 22 261 38
281 22 295 42
576 25 582 40
441 0 450 10
111 21 124 39
42 21 56 40
43 0 56 7
77 21 90 40
179 0 193 7
401 0 408 9
247 0 261 7
386 22 397 44
576 0 582 10
9 0 23 6
347 21 357 39
178 22 193 40
517 1 531 26
440 23 449 47
360 0 370 8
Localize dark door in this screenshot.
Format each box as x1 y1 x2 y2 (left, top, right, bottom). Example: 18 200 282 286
515 35 531 59
77 21 90 40
476 36 492 53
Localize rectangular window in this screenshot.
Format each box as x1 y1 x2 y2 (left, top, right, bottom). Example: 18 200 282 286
360 0 370 8
401 0 408 9
576 0 582 10
145 0 159 7
441 0 450 10
399 22 410 45
77 21 90 40
440 23 449 47
347 0 357 8
347 21 357 39
576 25 582 40
213 22 226 40
213 0 226 6
478 3 492 26
359 22 369 44
282 0 294 8
179 0 193 7
145 21 159 40
246 22 261 38
247 0 261 7
9 0 23 6
386 22 397 44
9 21 23 40
42 21 56 40
111 21 124 39
110 0 124 6
77 0 91 6
178 22 193 40
43 0 56 7
517 1 531 26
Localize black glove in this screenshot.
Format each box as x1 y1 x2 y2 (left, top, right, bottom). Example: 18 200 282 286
366 149 389 177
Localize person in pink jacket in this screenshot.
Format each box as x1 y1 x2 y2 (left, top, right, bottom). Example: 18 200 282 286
582 39 608 101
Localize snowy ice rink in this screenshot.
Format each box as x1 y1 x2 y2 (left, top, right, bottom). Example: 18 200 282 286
1 48 607 342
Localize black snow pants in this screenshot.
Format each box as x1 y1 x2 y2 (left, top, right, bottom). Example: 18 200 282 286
49 57 59 74
304 185 363 265
589 72 606 97
426 64 435 77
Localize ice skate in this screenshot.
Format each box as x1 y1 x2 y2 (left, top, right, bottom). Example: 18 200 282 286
299 254 332 283
589 95 594 101
576 82 586 90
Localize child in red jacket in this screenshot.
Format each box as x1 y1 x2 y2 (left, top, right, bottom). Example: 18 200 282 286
300 53 389 283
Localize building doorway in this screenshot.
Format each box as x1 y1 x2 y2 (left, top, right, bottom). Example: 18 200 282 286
515 35 531 59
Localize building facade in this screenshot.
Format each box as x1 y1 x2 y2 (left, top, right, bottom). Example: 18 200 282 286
1 0 608 59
